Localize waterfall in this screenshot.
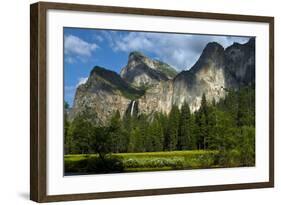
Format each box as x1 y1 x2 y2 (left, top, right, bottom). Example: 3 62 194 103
130 100 135 116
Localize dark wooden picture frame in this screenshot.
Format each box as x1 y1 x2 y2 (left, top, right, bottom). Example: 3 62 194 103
30 1 274 202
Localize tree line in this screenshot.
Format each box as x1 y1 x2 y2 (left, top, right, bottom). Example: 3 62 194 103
64 86 255 166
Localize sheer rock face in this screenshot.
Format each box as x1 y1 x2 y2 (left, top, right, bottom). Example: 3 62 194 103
172 39 255 112
224 38 255 87
69 66 141 125
138 80 174 115
173 42 226 112
69 38 255 124
120 51 178 87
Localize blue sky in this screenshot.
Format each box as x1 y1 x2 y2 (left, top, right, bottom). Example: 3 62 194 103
64 27 250 107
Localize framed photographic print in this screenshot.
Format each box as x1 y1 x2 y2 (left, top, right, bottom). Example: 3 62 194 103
30 1 274 202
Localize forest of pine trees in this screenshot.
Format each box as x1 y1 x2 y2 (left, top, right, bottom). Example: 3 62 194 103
64 86 255 167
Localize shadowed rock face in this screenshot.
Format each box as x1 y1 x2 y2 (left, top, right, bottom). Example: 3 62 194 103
69 38 255 124
224 38 255 87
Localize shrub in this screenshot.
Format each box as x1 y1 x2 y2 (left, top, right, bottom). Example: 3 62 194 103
217 149 241 167
64 156 124 174
123 157 184 169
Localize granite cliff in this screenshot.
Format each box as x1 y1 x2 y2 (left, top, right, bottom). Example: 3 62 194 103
69 38 255 124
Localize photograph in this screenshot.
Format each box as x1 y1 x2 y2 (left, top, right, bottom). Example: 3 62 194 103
63 28 256 175
29 2 274 202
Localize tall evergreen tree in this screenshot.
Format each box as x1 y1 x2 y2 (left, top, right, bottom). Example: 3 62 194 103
70 115 94 154
158 112 169 151
109 110 129 153
147 117 164 151
68 106 97 154
194 93 209 150
90 126 113 160
205 105 217 149
236 87 254 127
64 101 73 154
200 93 208 116
166 105 180 150
178 102 194 150
128 127 143 152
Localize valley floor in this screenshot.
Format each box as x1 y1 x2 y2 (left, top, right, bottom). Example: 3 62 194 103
64 150 236 175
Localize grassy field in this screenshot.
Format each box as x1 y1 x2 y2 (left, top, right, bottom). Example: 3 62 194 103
64 150 220 175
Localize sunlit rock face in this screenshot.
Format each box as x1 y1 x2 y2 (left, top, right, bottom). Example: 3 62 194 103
138 80 174 115
69 38 255 124
172 38 255 112
173 42 226 112
120 51 178 87
69 66 141 125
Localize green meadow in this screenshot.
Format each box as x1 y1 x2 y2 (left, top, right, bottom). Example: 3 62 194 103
64 150 221 174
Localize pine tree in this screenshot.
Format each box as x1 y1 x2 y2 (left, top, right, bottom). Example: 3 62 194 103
139 115 151 152
236 87 254 127
64 101 73 154
91 126 113 159
128 127 143 152
194 93 209 150
70 115 94 154
166 105 180 151
154 120 164 151
109 110 129 153
178 102 193 150
147 116 164 151
237 91 246 127
205 105 218 150
200 93 208 117
205 106 216 149
158 112 169 151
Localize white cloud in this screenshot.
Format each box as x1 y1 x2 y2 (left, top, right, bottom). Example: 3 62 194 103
65 56 76 64
64 35 98 62
95 35 104 42
102 31 250 70
113 32 154 52
76 77 88 87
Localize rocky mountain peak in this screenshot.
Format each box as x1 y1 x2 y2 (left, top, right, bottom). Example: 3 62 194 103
70 65 144 125
189 42 225 75
125 51 151 70
89 66 117 80
90 65 107 74
173 41 226 112
204 42 224 53
86 66 124 91
200 42 224 59
73 66 143 107
120 51 177 87
128 51 146 61
229 37 255 50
